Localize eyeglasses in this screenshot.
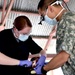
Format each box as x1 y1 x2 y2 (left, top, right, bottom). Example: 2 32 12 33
38 15 45 25
51 1 62 6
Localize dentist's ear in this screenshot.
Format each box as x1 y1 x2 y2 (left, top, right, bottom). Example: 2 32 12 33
48 5 54 13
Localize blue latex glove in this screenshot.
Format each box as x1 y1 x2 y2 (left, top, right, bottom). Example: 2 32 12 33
36 55 46 66
34 55 46 74
19 60 32 67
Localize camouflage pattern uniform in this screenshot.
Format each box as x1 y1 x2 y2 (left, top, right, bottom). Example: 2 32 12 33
56 11 75 75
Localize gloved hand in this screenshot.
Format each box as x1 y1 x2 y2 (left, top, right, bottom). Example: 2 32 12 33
36 55 46 66
34 55 46 74
19 60 32 67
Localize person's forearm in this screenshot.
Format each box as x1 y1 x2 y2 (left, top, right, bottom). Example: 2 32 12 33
0 52 19 65
43 51 70 71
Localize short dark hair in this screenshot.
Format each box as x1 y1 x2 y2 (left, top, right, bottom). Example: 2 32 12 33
14 16 32 31
37 0 60 11
37 0 45 10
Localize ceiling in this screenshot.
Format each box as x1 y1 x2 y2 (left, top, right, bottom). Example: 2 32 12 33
0 0 40 13
0 0 74 13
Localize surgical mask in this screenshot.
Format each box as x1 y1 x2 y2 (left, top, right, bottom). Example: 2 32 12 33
44 15 57 25
18 34 29 41
44 1 65 25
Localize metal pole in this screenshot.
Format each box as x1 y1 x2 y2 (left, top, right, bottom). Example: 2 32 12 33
1 0 14 26
1 0 7 23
